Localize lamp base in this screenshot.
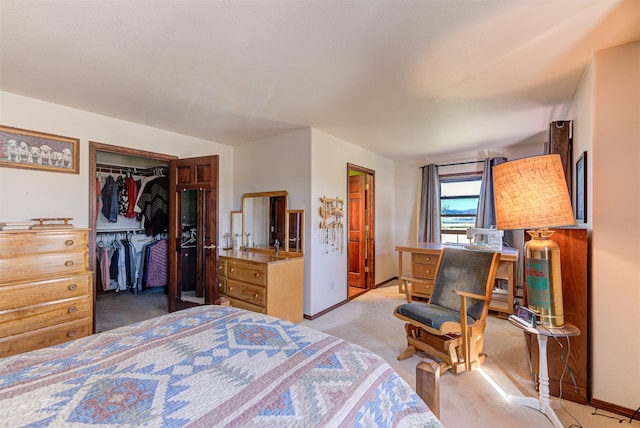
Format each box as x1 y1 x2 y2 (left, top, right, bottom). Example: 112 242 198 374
525 229 564 328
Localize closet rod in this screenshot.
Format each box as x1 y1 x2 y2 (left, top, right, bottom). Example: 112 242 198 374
96 228 146 234
420 160 484 168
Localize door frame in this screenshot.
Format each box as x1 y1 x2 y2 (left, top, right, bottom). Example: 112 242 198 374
88 142 177 332
346 163 375 296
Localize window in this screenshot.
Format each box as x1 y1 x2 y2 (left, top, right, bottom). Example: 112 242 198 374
440 172 482 243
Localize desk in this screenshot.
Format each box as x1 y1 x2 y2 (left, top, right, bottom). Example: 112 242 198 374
507 320 580 428
395 243 518 316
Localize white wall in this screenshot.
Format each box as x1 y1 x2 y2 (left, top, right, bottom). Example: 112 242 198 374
0 91 234 241
575 41 639 409
309 129 395 316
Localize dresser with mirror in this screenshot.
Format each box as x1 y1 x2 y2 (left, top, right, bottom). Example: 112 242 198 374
219 190 304 322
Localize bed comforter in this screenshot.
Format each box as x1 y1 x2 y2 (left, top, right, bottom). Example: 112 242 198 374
0 305 442 427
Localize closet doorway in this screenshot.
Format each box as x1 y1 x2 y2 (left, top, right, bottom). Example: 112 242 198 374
88 142 220 333
89 143 176 332
347 164 375 300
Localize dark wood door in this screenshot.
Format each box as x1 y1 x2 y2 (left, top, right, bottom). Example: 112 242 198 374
269 195 286 247
169 156 219 312
348 174 366 288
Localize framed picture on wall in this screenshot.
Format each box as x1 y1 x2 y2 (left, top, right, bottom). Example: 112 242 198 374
0 125 79 174
575 151 587 222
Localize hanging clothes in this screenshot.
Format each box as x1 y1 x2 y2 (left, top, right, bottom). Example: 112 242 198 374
116 175 129 216
124 175 138 218
136 176 169 236
101 175 119 222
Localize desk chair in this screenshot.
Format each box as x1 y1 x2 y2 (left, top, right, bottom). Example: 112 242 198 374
394 248 500 374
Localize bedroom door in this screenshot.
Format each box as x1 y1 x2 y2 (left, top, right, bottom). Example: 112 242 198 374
168 156 219 312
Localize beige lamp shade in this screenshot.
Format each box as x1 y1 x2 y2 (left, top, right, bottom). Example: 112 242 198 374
493 154 576 230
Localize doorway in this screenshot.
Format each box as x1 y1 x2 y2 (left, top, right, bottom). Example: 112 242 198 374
88 142 219 332
347 163 375 300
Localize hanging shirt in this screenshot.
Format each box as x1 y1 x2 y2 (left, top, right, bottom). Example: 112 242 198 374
136 176 169 236
101 175 119 222
117 175 129 215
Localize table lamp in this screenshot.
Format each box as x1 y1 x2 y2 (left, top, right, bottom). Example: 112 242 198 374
493 154 575 327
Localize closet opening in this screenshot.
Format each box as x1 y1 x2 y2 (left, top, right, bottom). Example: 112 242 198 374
89 142 176 333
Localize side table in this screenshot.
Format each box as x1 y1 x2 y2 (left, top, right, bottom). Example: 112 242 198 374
507 319 580 428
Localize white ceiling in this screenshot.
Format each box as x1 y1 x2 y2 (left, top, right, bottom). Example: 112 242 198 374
1 1 638 161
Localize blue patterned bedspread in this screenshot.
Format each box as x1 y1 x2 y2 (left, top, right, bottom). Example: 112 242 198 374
0 306 442 427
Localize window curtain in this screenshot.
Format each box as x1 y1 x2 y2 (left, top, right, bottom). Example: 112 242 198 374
418 164 441 243
476 157 507 229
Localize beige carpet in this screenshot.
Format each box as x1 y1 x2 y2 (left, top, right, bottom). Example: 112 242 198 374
302 283 638 428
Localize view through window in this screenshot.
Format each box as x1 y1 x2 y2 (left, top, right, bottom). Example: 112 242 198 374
440 173 482 243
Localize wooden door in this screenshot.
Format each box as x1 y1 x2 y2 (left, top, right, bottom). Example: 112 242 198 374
269 195 286 247
169 156 219 312
348 174 366 288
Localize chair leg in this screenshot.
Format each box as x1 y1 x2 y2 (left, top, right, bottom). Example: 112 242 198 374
398 345 417 361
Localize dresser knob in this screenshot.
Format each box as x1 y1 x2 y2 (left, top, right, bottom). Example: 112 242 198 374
65 240 74 246
68 306 77 313
229 268 235 273
68 330 77 337
68 283 77 291
65 260 74 267
253 293 259 299
254 272 261 278
229 286 233 291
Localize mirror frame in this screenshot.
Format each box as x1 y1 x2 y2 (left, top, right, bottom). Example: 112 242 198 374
229 210 242 250
242 190 289 252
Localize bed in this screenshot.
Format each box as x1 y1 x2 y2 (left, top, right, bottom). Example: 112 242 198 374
0 305 443 427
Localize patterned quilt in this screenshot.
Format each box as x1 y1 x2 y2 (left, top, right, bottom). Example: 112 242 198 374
0 306 442 427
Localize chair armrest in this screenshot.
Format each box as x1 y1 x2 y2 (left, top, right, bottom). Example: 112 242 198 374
452 289 491 301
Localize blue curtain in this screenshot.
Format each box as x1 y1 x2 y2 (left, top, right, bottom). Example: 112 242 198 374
418 164 441 243
476 157 507 229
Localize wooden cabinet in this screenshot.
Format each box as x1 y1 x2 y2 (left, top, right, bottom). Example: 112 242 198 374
0 229 93 357
525 228 589 404
218 251 304 322
409 250 439 299
396 243 518 315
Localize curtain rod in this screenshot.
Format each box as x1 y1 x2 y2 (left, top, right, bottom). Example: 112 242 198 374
420 160 484 168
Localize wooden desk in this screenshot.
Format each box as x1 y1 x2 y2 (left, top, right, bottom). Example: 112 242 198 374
395 243 519 316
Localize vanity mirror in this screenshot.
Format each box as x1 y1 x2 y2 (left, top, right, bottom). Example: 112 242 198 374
238 190 304 255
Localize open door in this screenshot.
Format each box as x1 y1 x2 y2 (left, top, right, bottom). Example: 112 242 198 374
169 156 219 312
348 174 366 288
347 164 375 299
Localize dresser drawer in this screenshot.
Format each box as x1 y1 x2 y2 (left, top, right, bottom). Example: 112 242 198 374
0 317 92 358
227 280 266 307
217 258 227 278
412 280 434 297
412 262 438 280
412 252 439 266
227 261 267 287
228 297 266 314
0 251 88 283
0 296 91 338
0 230 88 258
0 273 91 311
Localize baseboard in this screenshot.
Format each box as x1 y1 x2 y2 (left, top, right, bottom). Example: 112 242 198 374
590 398 640 421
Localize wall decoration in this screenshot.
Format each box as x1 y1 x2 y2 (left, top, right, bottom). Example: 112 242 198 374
575 151 587 222
0 125 80 174
319 196 344 254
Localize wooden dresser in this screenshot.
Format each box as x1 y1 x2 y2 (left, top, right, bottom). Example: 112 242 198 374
396 243 518 316
218 250 304 322
0 229 93 357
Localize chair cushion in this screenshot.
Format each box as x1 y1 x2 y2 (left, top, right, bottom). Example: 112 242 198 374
395 303 476 331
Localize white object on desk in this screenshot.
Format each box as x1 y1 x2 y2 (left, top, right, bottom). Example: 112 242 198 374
506 320 580 428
